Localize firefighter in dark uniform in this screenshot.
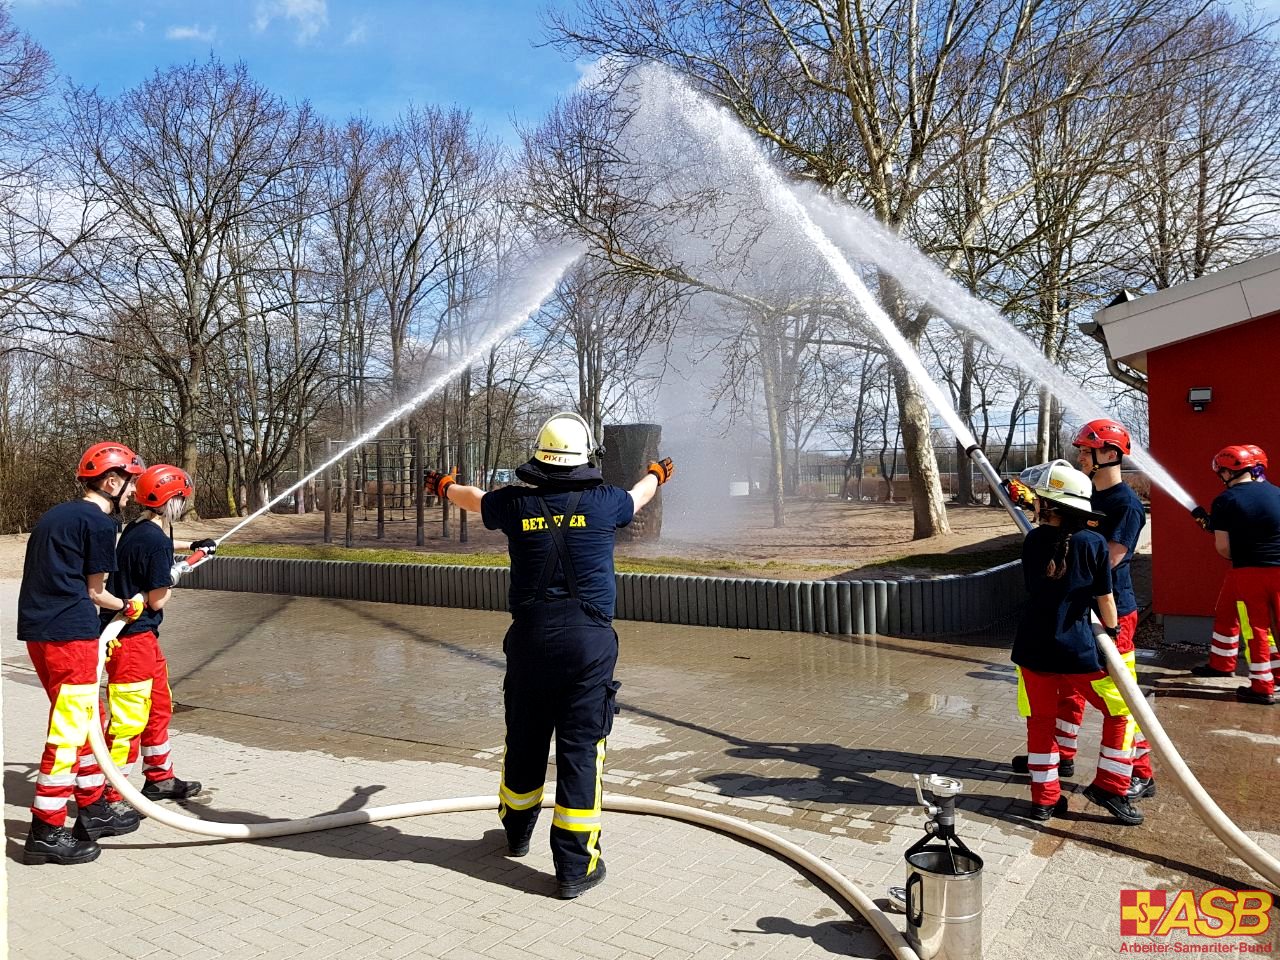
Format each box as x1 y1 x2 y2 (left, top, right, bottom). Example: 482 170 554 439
426 412 673 899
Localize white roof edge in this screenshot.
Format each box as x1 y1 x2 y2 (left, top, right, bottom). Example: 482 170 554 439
1092 250 1280 367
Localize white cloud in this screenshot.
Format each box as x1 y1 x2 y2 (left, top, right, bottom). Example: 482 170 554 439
166 24 216 42
254 0 328 44
343 20 367 45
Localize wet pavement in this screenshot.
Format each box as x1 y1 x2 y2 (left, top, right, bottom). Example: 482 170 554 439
3 580 1279 959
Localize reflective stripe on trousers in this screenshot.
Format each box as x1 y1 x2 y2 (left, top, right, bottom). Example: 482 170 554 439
498 598 619 881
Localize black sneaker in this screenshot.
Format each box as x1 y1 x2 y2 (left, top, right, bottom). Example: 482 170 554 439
1190 663 1235 678
1012 755 1073 778
141 777 203 802
72 799 141 840
1083 783 1144 826
23 820 101 865
557 861 607 899
1126 776 1157 801
1236 686 1276 705
1026 797 1068 822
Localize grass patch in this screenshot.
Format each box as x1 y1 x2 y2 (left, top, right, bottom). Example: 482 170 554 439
857 545 1021 574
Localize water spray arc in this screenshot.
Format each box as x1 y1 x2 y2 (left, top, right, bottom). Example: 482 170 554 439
801 194 1198 513
629 67 1031 535
216 243 585 548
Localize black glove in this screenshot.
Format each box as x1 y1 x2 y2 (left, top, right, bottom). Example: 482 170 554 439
1103 624 1119 640
191 538 218 554
1190 506 1211 532
424 469 456 498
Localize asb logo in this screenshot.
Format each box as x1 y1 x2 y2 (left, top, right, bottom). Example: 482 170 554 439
1120 889 1272 938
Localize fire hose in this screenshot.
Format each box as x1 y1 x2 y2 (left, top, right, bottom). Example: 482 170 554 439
87 585 922 960
1090 617 1280 889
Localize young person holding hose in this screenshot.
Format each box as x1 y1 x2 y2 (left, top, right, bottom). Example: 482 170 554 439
100 463 217 806
1013 460 1142 826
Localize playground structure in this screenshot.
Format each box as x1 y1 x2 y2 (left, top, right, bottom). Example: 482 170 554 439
320 435 438 547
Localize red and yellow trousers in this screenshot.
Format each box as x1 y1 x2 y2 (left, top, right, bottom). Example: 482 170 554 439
1017 665 1134 805
1207 567 1280 694
26 639 107 826
103 629 178 800
1039 611 1152 780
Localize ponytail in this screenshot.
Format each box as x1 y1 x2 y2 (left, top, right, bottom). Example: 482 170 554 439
1041 505 1091 580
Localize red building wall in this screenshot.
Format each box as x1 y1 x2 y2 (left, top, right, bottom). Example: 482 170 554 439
1147 312 1280 618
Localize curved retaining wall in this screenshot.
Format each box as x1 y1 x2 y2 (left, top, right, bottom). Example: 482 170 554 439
181 557 1025 638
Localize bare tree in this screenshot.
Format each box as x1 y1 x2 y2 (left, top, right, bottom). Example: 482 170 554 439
61 59 320 486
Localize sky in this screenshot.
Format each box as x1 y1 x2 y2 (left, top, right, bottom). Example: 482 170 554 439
8 0 584 139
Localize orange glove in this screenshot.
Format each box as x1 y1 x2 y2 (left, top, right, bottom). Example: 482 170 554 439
424 468 456 498
121 598 145 622
647 457 675 485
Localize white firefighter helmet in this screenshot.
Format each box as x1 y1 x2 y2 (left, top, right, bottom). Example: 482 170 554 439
533 412 598 467
1019 459 1095 514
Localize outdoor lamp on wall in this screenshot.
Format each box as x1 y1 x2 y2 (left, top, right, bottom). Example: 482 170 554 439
1187 386 1212 412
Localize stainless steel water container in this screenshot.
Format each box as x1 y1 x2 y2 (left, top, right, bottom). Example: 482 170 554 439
904 843 983 960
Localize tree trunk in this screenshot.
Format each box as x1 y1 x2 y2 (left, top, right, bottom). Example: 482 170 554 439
891 360 952 538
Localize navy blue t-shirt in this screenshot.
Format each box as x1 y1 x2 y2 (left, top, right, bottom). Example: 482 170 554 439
481 484 634 620
1211 481 1280 568
18 499 119 642
102 520 175 636
1091 481 1145 617
1013 526 1113 674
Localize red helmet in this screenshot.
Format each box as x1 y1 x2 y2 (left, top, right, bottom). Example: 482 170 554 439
1072 419 1131 456
1212 445 1267 474
135 464 193 508
77 442 145 480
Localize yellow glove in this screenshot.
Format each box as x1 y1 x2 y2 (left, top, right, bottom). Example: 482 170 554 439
106 636 123 661
121 598 145 622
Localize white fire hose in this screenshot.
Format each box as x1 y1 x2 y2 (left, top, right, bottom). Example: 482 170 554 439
1090 618 1280 889
88 601 921 960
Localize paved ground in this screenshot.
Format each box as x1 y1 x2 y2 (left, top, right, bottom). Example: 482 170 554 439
3 578 1279 960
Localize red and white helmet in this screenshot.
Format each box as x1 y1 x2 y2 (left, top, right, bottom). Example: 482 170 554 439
77 442 145 480
1212 445 1267 475
135 464 193 509
1072 419 1131 456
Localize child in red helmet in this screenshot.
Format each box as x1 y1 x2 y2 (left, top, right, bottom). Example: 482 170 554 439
18 442 147 865
1197 445 1280 704
100 464 216 802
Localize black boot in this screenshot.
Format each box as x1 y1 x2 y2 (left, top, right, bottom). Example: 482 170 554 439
141 776 203 802
23 820 101 865
557 860 607 899
1083 783 1144 826
73 799 141 840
